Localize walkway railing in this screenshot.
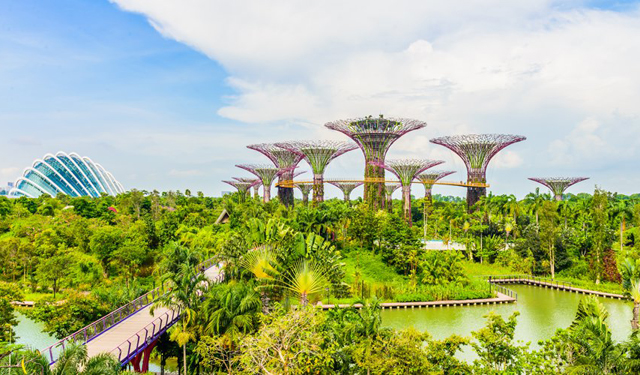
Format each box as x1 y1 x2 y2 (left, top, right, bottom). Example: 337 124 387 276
489 274 573 289
41 255 221 365
41 285 165 364
111 308 179 364
490 282 518 301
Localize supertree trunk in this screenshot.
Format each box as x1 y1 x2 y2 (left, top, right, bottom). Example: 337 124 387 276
263 185 271 203
253 185 259 199
302 192 309 205
365 163 386 210
425 188 432 204
402 185 412 226
313 174 324 203
277 171 295 207
467 185 486 210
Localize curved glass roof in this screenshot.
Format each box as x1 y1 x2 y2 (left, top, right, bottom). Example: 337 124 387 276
9 151 124 198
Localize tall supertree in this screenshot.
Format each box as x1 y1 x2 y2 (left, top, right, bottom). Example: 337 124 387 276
384 183 401 212
222 180 256 202
276 141 357 203
329 181 363 202
247 143 305 207
416 171 456 203
325 115 426 210
529 177 589 201
236 164 282 203
370 159 444 225
295 183 313 205
430 134 526 209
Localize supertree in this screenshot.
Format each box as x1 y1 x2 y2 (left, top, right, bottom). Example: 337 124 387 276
325 115 426 210
295 183 313 205
233 177 261 199
247 143 305 207
416 171 456 203
430 134 526 209
276 141 357 203
529 177 589 201
236 164 283 203
370 159 444 225
384 183 401 212
222 180 257 202
329 181 363 202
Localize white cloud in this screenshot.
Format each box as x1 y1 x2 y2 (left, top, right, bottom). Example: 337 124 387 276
109 0 640 196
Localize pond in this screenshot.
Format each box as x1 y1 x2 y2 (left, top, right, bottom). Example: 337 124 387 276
12 285 633 368
382 284 632 349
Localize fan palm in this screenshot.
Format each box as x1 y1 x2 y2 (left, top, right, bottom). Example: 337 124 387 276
283 260 329 306
50 344 120 375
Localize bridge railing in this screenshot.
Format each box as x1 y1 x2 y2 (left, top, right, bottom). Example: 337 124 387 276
486 275 573 290
490 282 518 301
111 308 180 364
41 255 221 365
41 285 165 364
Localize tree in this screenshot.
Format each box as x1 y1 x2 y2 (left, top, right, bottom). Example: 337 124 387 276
592 188 611 284
283 260 329 306
36 254 69 298
539 201 560 278
0 282 23 343
471 312 529 373
238 306 331 374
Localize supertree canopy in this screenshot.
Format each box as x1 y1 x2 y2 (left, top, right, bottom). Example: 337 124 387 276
234 177 261 199
294 183 313 205
370 159 444 225
276 141 357 203
236 164 282 203
325 115 426 210
329 181 363 202
223 180 257 201
247 143 305 207
529 177 589 201
430 134 526 208
416 170 456 203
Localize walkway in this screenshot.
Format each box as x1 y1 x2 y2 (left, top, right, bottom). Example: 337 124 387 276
490 276 627 300
321 291 515 310
42 261 222 371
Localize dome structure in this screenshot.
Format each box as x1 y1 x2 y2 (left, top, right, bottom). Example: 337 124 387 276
9 152 124 198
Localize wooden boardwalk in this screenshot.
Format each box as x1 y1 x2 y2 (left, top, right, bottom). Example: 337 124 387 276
84 265 222 361
320 291 515 310
491 277 627 300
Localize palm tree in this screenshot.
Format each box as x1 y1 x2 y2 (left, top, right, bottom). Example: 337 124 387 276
504 220 513 250
621 258 640 330
611 200 632 252
567 297 623 374
283 260 329 306
51 344 120 374
203 282 262 346
153 261 208 375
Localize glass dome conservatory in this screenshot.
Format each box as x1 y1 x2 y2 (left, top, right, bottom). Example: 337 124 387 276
9 152 124 198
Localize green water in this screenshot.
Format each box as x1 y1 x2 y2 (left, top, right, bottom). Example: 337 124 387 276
382 284 633 347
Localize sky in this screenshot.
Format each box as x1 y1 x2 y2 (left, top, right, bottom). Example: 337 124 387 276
1 0 640 199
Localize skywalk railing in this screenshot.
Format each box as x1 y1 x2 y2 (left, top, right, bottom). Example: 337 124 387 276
41 255 221 365
41 285 165 364
111 308 180 364
110 261 225 365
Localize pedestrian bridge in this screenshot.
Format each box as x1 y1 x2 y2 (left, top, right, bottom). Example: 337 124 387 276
41 259 222 373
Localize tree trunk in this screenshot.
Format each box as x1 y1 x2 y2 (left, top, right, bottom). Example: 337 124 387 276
313 174 324 204
263 184 271 203
621 219 624 251
183 344 187 375
632 301 639 330
402 185 412 226
550 245 555 279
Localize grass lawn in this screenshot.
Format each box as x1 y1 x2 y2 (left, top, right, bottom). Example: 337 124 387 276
462 261 513 277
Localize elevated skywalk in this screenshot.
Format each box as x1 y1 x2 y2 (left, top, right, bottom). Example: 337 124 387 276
42 260 223 372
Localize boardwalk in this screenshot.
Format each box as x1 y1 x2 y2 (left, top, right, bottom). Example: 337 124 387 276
321 291 516 310
490 276 627 300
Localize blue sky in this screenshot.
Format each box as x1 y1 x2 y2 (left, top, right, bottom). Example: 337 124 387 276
2 0 640 198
